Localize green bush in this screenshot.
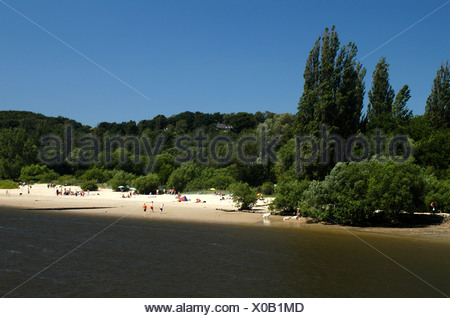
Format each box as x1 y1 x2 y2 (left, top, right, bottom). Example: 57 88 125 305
37 171 60 183
424 176 450 213
80 167 109 183
229 182 257 210
108 170 136 191
56 175 79 186
259 182 275 196
185 167 236 191
167 162 202 192
270 180 310 213
19 164 59 182
132 174 160 194
81 180 98 191
302 159 427 224
0 180 19 189
366 160 425 219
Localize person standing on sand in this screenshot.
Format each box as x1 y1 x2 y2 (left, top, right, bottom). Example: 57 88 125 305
150 201 154 212
143 203 147 213
431 202 435 213
160 204 164 212
296 208 301 220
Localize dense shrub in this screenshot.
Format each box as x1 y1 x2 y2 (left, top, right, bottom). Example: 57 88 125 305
424 176 450 213
108 170 136 191
302 159 427 224
132 174 160 194
270 180 310 213
167 162 202 192
19 164 59 182
56 175 79 186
0 180 18 189
80 167 109 183
366 160 425 218
259 182 275 196
185 167 236 191
229 182 257 210
81 180 98 191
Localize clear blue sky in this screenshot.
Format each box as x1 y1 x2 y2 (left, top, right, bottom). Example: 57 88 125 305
1 0 449 127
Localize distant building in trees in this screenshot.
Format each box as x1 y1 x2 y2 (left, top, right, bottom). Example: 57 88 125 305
215 123 233 131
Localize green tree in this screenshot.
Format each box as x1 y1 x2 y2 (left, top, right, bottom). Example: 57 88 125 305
0 128 38 179
392 84 412 130
425 61 449 129
132 174 160 194
302 159 426 224
230 182 257 210
270 180 310 213
367 57 395 131
296 26 365 137
424 176 449 213
167 162 202 192
297 37 320 134
108 170 136 191
334 42 366 137
19 164 59 182
81 180 98 191
413 128 450 172
80 167 109 183
0 180 19 189
185 167 236 191
153 153 177 185
227 112 257 133
366 161 425 219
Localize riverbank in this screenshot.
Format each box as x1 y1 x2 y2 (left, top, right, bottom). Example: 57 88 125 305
1 184 449 242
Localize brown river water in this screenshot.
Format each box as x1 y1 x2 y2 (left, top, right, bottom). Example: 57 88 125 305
1 209 449 297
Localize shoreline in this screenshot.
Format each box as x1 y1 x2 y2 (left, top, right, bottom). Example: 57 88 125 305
1 184 449 243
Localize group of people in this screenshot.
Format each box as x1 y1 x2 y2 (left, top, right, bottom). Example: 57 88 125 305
56 187 91 197
154 188 178 195
143 201 164 213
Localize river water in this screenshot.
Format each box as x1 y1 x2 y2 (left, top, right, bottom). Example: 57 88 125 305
1 209 449 297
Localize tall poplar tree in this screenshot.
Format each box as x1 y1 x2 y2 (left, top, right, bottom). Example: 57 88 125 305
297 38 321 134
425 61 450 129
334 42 366 137
367 57 395 130
392 84 412 129
296 26 365 137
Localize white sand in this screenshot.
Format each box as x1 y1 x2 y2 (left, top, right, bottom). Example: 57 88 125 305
0 184 281 225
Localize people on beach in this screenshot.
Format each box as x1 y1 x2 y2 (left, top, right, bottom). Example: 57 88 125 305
150 201 154 212
431 202 435 213
143 203 147 212
160 204 164 212
296 208 301 220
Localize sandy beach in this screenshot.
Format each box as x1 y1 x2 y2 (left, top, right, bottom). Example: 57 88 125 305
0 184 274 224
1 184 449 242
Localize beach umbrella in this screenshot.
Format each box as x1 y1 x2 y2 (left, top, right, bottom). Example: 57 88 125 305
257 193 263 196
210 188 216 191
118 186 124 188
130 188 136 191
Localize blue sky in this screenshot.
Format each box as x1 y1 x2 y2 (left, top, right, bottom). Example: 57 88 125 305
1 0 449 127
